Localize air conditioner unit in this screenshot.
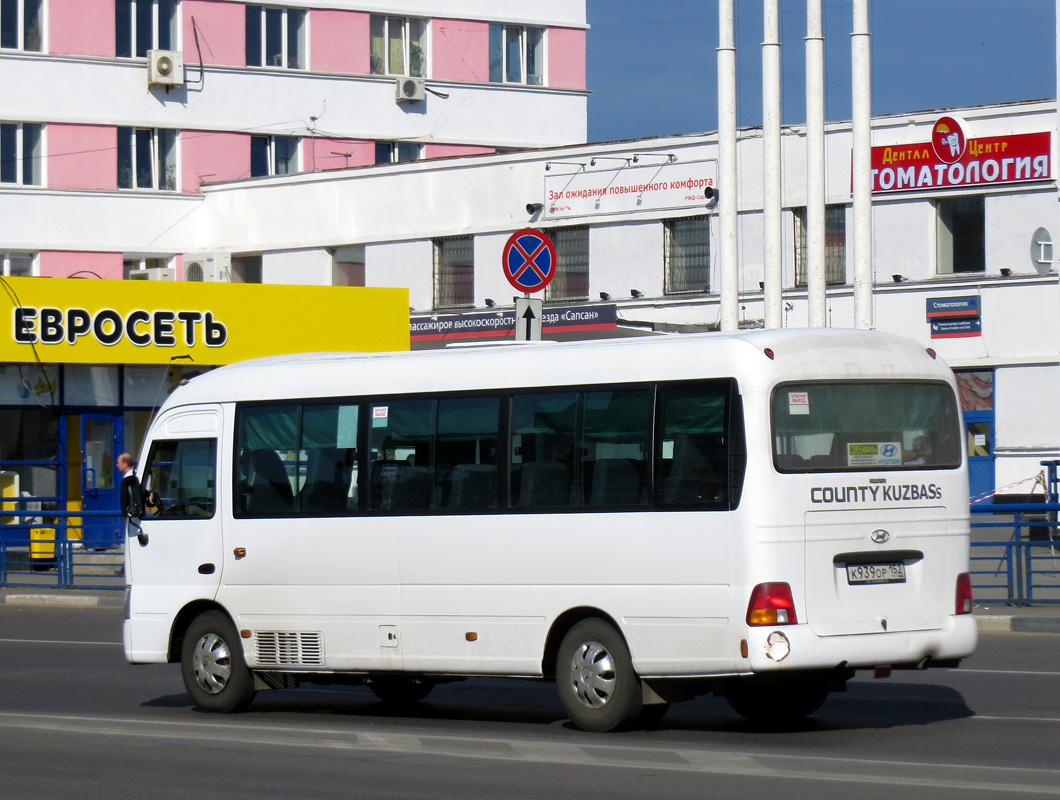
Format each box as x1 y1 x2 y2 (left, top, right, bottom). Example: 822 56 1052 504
183 252 232 283
129 267 176 281
395 76 426 102
148 49 184 87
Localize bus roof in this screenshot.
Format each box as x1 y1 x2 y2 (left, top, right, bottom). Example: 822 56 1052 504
162 328 953 408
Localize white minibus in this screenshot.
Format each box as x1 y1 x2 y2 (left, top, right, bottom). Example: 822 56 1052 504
121 328 977 731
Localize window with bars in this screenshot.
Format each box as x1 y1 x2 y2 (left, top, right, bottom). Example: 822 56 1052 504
1 0 43 51
489 23 544 85
118 127 177 190
0 122 42 186
116 0 178 58
370 15 428 76
545 226 589 302
434 236 474 309
664 216 710 294
794 205 847 286
246 4 306 69
251 135 298 177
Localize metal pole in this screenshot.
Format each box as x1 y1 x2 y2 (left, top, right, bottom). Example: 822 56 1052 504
852 0 874 329
719 0 740 331
763 0 783 329
805 0 826 327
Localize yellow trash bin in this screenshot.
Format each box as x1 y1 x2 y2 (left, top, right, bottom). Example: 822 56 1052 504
30 527 56 561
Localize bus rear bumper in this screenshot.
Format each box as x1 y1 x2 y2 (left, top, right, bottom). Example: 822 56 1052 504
744 614 978 674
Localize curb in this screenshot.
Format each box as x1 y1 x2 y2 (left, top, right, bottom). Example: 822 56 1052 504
975 614 1060 635
0 592 124 609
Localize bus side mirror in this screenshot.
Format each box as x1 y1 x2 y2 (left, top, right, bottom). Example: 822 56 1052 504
120 474 143 519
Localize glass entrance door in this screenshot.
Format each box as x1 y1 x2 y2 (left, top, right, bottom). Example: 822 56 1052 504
80 414 123 548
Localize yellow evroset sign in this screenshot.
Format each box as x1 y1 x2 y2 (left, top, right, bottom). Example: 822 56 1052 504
0 277 409 365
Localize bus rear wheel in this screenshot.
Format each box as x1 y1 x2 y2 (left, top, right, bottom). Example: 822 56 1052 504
180 611 256 712
724 684 828 725
556 618 643 732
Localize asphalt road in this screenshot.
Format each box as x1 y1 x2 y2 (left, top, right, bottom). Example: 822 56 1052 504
0 606 1058 800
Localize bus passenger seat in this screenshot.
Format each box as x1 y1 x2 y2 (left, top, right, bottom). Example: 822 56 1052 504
589 459 645 506
249 449 294 513
448 464 496 509
662 435 721 504
301 448 349 511
517 461 570 507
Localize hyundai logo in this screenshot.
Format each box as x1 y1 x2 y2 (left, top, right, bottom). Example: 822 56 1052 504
870 529 890 544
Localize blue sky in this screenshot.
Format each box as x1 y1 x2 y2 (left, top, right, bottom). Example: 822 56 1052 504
585 0 1055 142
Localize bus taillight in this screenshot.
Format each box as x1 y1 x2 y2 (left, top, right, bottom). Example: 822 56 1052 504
956 572 973 614
746 582 798 626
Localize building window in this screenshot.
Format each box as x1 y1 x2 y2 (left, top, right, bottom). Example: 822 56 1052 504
664 216 710 294
0 122 42 186
250 135 298 177
118 127 177 190
116 0 178 58
545 226 589 301
1 0 42 51
232 255 262 284
246 4 306 69
1 252 34 276
489 24 544 85
375 141 421 164
794 204 846 286
937 196 985 274
370 15 427 77
434 236 474 309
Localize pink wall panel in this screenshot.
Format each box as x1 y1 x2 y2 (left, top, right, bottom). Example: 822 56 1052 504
39 251 124 280
548 28 586 90
49 0 115 57
310 9 370 74
183 0 246 67
48 124 118 191
423 144 495 160
305 138 375 172
432 19 489 82
182 130 251 192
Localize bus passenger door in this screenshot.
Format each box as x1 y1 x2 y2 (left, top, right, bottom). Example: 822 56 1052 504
125 408 223 662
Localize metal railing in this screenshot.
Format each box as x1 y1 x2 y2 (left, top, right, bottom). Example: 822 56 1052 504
0 509 124 591
970 502 1060 606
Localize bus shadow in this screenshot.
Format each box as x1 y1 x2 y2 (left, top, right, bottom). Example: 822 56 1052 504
663 680 975 734
144 677 974 734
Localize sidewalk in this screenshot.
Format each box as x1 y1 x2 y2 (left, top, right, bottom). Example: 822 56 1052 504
1 587 1059 633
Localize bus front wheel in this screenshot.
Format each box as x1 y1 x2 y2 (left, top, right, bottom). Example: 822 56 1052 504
556 618 643 732
180 611 256 712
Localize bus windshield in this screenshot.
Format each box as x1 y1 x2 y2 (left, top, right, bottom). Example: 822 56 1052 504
772 381 961 472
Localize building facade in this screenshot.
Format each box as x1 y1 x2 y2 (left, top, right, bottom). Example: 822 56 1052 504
186 100 1060 500
0 0 587 546
0 5 1055 542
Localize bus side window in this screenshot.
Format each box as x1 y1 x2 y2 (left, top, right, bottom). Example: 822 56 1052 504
142 438 217 520
656 382 731 508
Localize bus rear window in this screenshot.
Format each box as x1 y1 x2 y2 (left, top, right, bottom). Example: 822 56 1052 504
772 381 961 472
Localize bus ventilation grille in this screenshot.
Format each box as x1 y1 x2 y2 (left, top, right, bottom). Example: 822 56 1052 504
255 631 325 667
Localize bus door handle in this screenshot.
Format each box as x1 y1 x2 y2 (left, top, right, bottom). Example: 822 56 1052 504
84 467 96 491
198 563 215 575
